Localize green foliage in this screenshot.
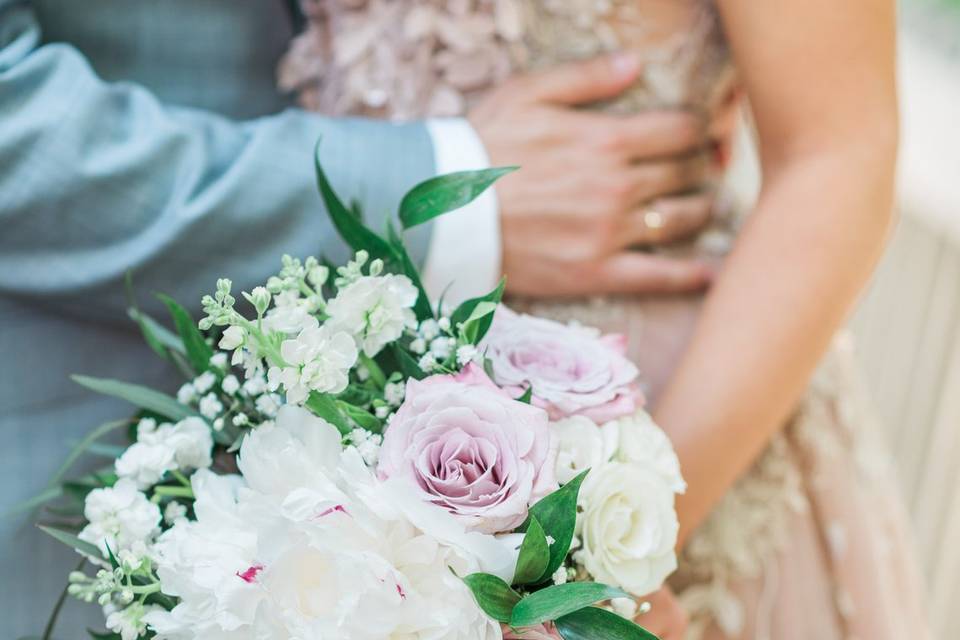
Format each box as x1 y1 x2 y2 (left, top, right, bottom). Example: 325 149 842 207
157 294 213 374
398 167 517 229
513 516 550 585
516 386 533 404
451 278 505 345
305 392 352 435
510 583 630 627
461 573 522 623
521 470 589 581
72 376 198 422
38 525 104 561
385 221 434 320
555 606 660 640
335 400 382 433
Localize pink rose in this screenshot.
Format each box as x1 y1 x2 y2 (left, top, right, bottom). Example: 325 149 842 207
377 363 557 534
502 623 562 639
482 307 644 424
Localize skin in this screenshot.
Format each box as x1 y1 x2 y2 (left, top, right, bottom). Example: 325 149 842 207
641 0 898 636
470 54 732 297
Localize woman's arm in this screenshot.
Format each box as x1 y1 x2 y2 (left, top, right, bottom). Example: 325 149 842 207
654 0 899 545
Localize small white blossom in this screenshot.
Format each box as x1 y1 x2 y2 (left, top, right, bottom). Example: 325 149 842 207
456 344 479 366
115 441 174 489
221 374 240 395
375 405 390 419
256 393 281 417
326 273 418 356
430 336 454 360
198 393 223 419
218 325 245 351
209 352 229 370
610 597 639 619
164 500 188 526
383 382 405 406
176 383 196 405
409 338 426 354
418 319 440 341
437 317 451 332
262 289 315 335
192 371 217 394
356 365 371 381
212 418 224 432
551 565 568 585
418 353 437 372
232 413 249 427
242 374 267 397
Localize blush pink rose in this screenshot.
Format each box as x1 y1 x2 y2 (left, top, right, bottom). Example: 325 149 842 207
481 307 644 424
502 623 562 639
377 363 557 534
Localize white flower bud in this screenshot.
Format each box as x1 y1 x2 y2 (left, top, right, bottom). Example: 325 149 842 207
221 375 240 395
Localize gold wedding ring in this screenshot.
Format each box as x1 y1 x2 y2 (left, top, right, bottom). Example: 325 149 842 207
642 209 665 231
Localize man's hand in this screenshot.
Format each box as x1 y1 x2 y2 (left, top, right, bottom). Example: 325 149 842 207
469 53 724 298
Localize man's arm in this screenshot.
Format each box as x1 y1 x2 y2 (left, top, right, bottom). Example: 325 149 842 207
0 0 436 320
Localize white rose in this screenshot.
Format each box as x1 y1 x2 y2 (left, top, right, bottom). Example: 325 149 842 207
326 273 418 356
78 480 161 557
609 411 686 493
577 462 678 597
551 415 618 484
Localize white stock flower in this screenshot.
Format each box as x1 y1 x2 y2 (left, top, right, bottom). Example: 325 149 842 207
79 480 161 557
551 415 618 485
218 325 245 350
209 352 229 370
326 274 418 356
577 462 679 597
262 289 315 335
221 374 240 395
105 602 163 640
176 383 196 405
116 418 213 489
145 408 505 640
268 316 358 404
608 411 686 493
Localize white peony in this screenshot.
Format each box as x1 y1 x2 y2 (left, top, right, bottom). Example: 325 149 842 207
326 274 418 356
577 462 679 597
145 407 505 640
608 411 686 493
551 415 618 484
267 316 358 403
78 480 161 557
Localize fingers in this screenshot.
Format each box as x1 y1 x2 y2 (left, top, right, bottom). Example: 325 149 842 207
615 110 710 159
520 52 643 105
594 252 714 295
627 152 713 204
622 194 714 246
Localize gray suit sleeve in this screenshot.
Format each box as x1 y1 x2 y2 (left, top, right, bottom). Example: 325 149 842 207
0 0 436 321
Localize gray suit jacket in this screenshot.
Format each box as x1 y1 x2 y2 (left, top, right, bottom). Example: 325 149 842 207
0 1 436 636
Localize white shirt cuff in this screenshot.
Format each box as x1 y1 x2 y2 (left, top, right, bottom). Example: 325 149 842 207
422 118 501 306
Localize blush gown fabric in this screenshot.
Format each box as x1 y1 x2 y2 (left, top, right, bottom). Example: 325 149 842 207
280 1 932 638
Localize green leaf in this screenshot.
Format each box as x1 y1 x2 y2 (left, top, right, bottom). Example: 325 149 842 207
516 386 533 404
460 301 497 344
38 525 104 560
305 392 352 435
511 583 630 627
556 606 660 640
336 400 383 433
3 485 63 519
48 418 130 489
392 345 426 380
399 167 518 229
513 516 550 585
385 220 434 321
157 294 213 374
461 573 522 623
451 278 505 345
522 469 589 580
72 376 198 422
86 631 123 640
315 140 395 260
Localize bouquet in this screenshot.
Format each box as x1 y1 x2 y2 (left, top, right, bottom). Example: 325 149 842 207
20 149 684 640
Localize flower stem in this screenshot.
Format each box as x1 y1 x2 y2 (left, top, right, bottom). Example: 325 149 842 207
359 353 386 388
154 485 194 499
